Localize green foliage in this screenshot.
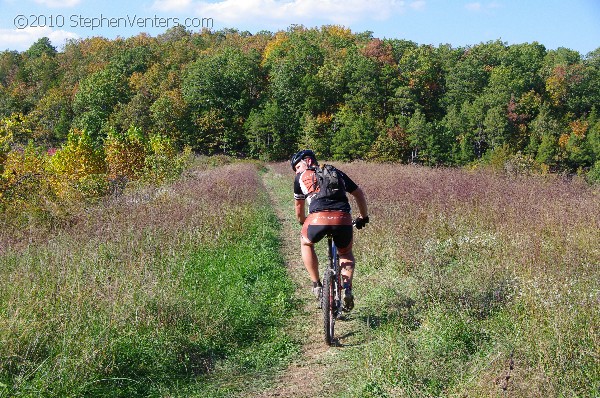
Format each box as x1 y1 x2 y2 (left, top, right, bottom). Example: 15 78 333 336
536 134 559 167
109 44 153 75
190 108 228 154
407 109 434 163
367 126 410 162
182 47 262 154
332 106 377 160
443 40 504 107
24 37 57 59
298 113 336 160
1 27 599 178
25 87 72 143
72 67 130 138
343 48 381 116
483 105 509 148
397 45 444 116
142 135 192 184
149 89 190 144
586 160 600 183
244 101 296 160
110 92 153 135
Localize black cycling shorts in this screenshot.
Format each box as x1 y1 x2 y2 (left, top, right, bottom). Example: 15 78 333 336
301 211 353 253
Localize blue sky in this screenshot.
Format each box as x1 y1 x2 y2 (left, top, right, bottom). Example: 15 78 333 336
1 0 599 55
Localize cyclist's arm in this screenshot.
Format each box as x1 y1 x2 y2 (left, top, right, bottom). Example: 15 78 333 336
349 187 368 219
295 199 306 225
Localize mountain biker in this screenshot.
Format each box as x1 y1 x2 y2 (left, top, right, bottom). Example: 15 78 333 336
291 149 369 311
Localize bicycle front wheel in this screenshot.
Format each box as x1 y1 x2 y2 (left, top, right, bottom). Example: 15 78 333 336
322 268 336 346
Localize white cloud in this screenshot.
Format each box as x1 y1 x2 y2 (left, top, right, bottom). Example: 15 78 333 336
465 2 482 11
152 0 413 26
34 0 81 7
0 27 79 52
466 2 502 12
152 0 193 12
409 1 426 11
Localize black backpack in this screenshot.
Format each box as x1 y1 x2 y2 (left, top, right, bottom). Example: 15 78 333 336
312 164 345 200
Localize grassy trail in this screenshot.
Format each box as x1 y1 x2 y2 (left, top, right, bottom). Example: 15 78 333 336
250 164 368 397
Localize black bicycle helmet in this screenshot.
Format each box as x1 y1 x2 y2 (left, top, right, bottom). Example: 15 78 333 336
290 149 316 170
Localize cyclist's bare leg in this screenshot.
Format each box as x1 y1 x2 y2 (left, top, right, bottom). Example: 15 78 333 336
339 249 356 311
338 251 355 287
301 236 320 283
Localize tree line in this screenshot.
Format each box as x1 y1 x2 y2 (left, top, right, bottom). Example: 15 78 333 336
1 25 600 178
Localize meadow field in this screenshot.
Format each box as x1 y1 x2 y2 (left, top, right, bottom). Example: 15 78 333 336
1 158 598 397
0 158 297 397
319 162 599 397
266 161 599 397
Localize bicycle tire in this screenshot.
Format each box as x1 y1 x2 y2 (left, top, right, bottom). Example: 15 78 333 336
322 268 336 346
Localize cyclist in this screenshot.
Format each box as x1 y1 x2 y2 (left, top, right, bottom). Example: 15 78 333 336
291 149 369 311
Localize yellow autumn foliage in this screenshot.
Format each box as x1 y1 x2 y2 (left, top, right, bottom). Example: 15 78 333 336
0 142 57 219
262 32 289 65
48 128 107 200
104 126 147 180
570 120 588 139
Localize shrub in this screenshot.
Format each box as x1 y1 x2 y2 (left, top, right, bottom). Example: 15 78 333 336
105 126 147 180
586 160 600 184
0 113 32 147
367 126 410 163
48 128 107 201
142 134 191 184
0 123 13 173
0 141 58 228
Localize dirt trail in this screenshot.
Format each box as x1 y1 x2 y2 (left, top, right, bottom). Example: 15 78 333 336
249 166 357 398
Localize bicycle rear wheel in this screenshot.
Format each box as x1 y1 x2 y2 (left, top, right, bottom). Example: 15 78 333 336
322 268 336 346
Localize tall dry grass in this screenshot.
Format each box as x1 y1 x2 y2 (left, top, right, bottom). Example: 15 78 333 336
0 159 295 396
307 161 598 397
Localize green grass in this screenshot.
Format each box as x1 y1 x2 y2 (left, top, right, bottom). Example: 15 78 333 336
0 161 298 397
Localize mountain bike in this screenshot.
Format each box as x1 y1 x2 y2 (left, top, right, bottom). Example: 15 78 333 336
320 217 368 346
321 233 342 346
